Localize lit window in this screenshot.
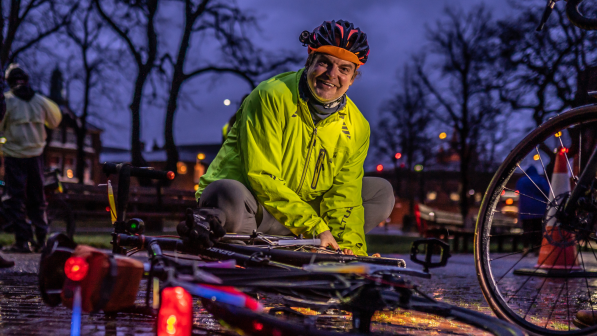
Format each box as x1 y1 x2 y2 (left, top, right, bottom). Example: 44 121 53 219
449 192 460 202
177 162 187 175
426 191 437 201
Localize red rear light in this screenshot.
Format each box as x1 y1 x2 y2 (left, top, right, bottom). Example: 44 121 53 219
158 287 192 336
64 257 89 281
167 171 175 180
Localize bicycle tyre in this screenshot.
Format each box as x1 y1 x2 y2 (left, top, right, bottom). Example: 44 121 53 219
475 104 597 335
566 0 597 31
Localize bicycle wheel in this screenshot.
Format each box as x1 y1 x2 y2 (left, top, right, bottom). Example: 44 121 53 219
475 104 597 335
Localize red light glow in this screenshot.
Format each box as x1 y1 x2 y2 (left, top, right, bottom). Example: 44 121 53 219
501 190 506 196
560 147 569 154
167 171 175 180
395 153 402 159
376 164 383 172
253 321 264 331
158 287 192 336
105 207 111 212
64 257 89 281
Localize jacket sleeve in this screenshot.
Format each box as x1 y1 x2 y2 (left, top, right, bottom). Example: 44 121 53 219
239 90 330 237
41 96 62 129
320 134 369 256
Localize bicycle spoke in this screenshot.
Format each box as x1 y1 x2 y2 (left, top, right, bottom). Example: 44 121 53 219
495 244 544 284
489 230 543 238
506 243 562 304
490 242 549 261
516 165 550 201
579 240 596 323
536 146 556 200
521 251 562 321
558 136 577 183
543 274 568 329
504 187 549 205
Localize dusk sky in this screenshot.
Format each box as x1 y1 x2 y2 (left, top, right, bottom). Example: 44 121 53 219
100 0 518 164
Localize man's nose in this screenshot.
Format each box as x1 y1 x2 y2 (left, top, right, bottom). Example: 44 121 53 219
325 65 339 79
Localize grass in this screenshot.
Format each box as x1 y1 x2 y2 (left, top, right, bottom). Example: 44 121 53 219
0 232 113 249
366 234 419 254
0 231 423 253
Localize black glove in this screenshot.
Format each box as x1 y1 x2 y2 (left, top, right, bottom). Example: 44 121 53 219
177 208 226 249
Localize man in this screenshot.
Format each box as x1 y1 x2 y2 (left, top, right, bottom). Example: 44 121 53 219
195 20 394 256
1 64 62 253
515 166 549 253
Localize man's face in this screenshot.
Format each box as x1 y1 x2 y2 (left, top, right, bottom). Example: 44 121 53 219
306 53 357 102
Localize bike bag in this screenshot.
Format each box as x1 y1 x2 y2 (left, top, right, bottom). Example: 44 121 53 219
61 245 144 313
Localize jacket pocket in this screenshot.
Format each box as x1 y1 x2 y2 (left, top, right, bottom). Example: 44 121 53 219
311 149 326 189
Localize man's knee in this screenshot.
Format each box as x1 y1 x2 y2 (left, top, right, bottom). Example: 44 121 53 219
199 179 251 209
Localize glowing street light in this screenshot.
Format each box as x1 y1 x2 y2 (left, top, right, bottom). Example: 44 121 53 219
197 153 206 160
376 164 384 172
414 164 424 172
533 154 540 161
439 132 447 140
394 152 402 159
223 99 231 106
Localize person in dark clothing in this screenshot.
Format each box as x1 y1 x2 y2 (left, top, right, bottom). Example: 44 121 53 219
515 165 550 251
0 64 62 253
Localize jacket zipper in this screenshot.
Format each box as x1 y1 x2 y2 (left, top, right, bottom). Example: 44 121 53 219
311 149 326 189
296 127 317 194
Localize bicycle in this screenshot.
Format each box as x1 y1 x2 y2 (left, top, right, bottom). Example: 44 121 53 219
475 2 597 335
39 163 524 335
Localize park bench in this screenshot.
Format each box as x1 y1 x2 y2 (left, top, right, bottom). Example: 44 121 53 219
415 203 519 253
47 182 197 237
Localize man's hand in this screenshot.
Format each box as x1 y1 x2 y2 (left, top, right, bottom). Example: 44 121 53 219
318 230 339 251
318 230 356 255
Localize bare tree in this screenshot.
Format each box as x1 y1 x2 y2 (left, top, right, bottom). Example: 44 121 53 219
160 0 300 174
94 0 158 172
63 1 122 184
417 5 505 226
377 64 433 218
497 1 597 128
0 0 77 69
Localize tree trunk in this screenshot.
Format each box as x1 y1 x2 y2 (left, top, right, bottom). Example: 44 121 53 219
131 72 148 170
164 79 182 175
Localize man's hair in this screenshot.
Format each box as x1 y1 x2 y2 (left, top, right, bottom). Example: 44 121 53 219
304 53 361 80
5 64 29 87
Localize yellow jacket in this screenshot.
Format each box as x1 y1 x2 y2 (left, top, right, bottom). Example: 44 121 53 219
198 69 370 255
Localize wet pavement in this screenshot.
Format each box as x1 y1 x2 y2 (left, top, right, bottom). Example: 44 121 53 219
0 252 500 335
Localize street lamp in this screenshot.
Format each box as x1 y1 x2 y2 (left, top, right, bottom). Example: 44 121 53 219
223 99 231 106
394 152 402 159
439 132 447 140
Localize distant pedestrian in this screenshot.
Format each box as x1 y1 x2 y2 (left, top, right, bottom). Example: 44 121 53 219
515 165 549 252
0 64 62 254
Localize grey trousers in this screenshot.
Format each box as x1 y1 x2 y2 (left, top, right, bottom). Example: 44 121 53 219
198 177 395 236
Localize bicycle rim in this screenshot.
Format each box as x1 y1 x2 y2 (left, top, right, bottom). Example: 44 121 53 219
475 104 597 335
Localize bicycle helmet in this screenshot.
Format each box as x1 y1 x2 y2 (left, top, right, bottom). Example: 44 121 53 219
299 20 369 67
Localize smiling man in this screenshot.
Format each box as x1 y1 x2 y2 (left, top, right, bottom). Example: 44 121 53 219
195 20 395 256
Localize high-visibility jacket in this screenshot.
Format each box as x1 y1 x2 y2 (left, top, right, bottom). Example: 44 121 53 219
197 69 370 255
0 92 62 158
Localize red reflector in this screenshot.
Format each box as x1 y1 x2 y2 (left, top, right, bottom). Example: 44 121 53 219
376 164 383 172
158 287 192 336
64 257 89 281
167 171 175 180
253 321 263 331
106 206 111 212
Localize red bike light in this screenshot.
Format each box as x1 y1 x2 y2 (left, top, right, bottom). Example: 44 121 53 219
253 321 263 331
167 171 175 180
64 257 89 282
158 287 192 336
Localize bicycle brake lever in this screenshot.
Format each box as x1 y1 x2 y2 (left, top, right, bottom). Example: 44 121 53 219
537 0 558 31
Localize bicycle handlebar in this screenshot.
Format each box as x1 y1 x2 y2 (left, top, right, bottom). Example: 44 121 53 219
566 0 597 30
102 163 175 181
